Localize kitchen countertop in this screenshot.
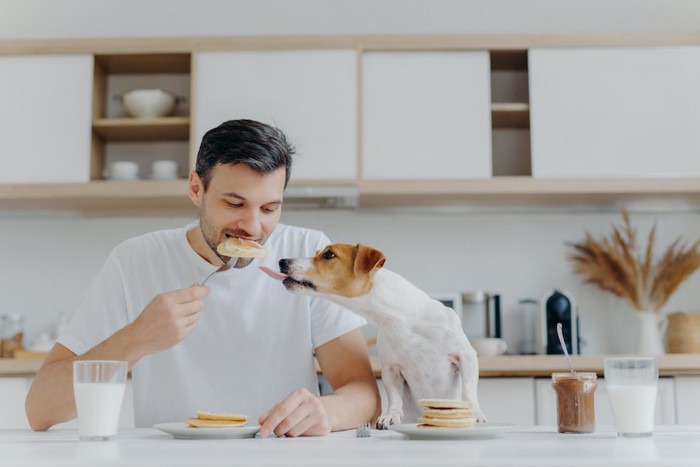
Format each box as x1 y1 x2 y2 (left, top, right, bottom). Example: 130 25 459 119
4 354 700 377
2 425 700 467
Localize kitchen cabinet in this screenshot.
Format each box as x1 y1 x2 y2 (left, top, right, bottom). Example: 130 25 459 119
529 46 700 178
0 376 135 430
477 377 536 425
535 377 677 426
2 35 700 212
0 376 31 428
362 51 491 180
91 53 191 182
674 376 700 424
321 376 536 425
194 50 358 182
0 54 93 184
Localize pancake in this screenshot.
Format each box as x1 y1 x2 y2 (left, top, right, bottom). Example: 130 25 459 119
416 416 477 428
216 237 268 258
417 399 472 410
421 408 473 419
195 411 248 422
186 418 247 428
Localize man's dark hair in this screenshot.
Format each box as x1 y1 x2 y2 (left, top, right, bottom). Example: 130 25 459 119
195 119 295 190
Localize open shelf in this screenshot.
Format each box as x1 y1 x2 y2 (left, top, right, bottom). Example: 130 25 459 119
3 178 700 213
358 177 700 207
92 117 190 141
491 103 530 128
94 54 191 74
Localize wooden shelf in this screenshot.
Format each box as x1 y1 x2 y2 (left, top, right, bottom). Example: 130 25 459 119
491 103 530 128
490 50 528 71
0 180 193 214
3 177 699 213
358 177 700 207
94 53 191 74
92 117 190 141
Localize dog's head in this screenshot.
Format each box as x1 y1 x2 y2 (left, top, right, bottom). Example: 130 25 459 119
262 243 386 298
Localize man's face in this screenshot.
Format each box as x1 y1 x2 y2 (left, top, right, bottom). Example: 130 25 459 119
195 163 285 268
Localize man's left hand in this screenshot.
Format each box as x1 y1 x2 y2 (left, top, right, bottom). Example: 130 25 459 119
258 388 331 437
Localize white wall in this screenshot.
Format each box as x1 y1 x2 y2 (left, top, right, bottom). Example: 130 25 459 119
2 0 700 354
1 0 700 39
3 208 700 355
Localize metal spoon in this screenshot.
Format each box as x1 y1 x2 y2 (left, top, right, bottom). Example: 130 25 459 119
201 256 239 285
557 322 576 374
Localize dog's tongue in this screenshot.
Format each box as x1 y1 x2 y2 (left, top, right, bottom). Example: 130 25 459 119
259 266 288 281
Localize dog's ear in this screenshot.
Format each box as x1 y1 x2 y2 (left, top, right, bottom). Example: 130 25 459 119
353 244 386 276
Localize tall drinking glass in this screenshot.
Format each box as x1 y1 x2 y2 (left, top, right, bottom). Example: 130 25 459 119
73 360 128 441
604 357 658 437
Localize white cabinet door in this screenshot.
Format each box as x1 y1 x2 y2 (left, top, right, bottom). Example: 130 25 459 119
194 50 357 181
535 377 676 427
0 55 93 184
362 51 492 180
529 46 700 178
477 378 536 425
326 376 535 425
675 376 700 424
0 377 31 428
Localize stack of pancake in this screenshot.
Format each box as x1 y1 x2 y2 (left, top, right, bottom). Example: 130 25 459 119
186 411 248 428
416 399 476 428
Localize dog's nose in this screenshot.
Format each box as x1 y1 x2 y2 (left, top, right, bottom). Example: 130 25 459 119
279 258 290 274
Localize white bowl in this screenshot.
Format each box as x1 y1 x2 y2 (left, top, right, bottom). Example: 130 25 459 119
115 89 183 119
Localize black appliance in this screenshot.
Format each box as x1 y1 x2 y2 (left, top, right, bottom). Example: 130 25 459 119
540 289 579 355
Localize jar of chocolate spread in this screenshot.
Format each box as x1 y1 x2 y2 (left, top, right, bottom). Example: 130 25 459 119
551 372 598 434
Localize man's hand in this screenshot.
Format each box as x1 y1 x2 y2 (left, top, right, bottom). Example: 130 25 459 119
258 388 331 438
127 284 210 356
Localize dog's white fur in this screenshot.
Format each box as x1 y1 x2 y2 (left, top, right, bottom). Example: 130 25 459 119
275 244 485 429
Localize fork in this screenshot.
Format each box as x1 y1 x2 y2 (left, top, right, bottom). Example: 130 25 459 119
355 422 372 438
201 256 239 285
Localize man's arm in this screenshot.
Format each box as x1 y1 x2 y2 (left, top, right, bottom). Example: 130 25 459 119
258 329 380 437
25 284 209 431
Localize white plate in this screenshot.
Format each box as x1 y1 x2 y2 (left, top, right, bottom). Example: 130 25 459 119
390 423 511 440
153 422 260 440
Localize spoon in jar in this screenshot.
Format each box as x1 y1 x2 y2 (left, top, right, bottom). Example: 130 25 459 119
557 322 576 374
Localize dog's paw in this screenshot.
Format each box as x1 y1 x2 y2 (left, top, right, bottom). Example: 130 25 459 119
473 409 487 424
375 412 402 430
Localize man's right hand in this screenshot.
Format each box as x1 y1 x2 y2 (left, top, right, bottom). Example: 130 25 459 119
127 284 210 356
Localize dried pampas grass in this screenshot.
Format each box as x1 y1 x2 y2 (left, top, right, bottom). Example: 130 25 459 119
568 208 700 313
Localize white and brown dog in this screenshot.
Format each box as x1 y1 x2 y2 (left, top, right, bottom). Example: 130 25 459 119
260 243 485 428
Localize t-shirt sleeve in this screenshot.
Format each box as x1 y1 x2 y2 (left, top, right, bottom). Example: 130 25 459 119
307 233 367 349
57 253 131 356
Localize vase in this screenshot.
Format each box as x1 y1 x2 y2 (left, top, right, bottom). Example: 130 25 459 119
636 311 665 356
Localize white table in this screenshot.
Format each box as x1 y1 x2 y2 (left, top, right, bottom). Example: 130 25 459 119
2 425 700 466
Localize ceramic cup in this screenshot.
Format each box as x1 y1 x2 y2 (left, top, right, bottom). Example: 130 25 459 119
472 337 508 356
73 360 128 441
151 160 179 180
104 161 139 181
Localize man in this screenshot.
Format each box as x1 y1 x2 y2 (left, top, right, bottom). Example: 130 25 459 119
25 119 380 437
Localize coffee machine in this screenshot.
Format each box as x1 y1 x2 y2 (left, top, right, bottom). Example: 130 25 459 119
539 289 579 355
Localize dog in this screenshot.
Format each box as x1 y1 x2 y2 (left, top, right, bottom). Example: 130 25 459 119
260 243 485 429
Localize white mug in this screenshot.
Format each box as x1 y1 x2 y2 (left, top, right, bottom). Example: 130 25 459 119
472 337 508 356
151 160 179 180
104 161 139 181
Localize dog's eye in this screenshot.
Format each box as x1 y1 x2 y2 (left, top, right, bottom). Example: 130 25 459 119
322 250 336 260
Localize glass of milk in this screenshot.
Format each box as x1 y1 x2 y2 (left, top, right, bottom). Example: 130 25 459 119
604 357 658 437
73 360 128 441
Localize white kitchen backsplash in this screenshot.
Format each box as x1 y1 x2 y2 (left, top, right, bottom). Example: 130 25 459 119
2 208 700 355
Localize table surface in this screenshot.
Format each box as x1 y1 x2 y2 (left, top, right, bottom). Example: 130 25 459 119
2 425 700 467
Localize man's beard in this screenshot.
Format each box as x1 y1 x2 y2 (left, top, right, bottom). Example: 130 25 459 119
199 205 254 269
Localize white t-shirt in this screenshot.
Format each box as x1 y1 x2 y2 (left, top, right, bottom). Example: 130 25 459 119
59 222 365 427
